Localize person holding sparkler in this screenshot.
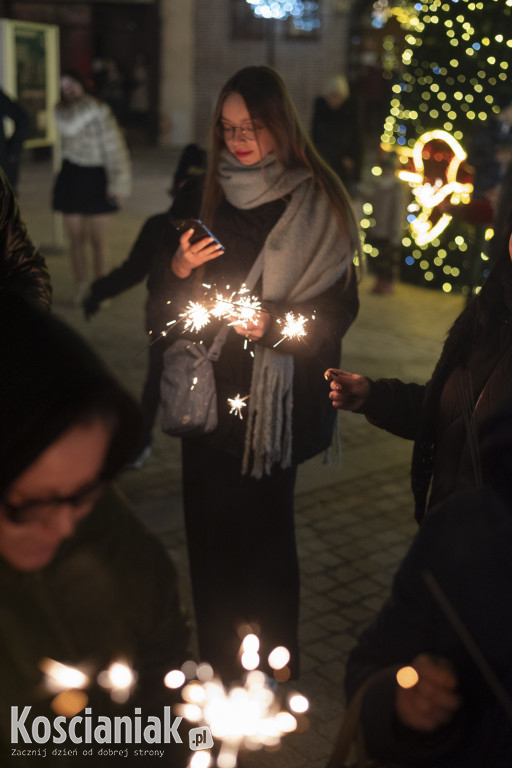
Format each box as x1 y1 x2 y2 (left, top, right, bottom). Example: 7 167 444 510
0 294 189 767
336 396 512 767
159 66 360 682
326 207 512 525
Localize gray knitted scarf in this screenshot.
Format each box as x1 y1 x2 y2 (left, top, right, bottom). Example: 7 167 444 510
218 151 351 477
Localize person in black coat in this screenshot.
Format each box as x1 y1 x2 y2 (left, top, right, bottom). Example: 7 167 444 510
0 88 29 193
0 294 189 768
161 66 361 682
342 395 512 767
311 75 363 194
326 205 512 523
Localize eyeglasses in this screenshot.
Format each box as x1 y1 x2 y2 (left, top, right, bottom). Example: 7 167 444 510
1 478 105 526
216 120 263 141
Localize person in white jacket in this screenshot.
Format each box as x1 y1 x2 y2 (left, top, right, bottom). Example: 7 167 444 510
52 71 131 303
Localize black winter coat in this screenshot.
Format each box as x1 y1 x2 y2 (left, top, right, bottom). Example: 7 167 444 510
311 96 363 186
359 314 512 521
151 180 359 465
345 484 512 768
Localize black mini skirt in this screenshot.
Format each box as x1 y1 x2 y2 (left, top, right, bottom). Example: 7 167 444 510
52 160 119 215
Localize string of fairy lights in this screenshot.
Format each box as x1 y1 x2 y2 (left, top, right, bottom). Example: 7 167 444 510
371 0 512 294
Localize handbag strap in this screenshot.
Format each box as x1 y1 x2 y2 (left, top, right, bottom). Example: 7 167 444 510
207 249 265 362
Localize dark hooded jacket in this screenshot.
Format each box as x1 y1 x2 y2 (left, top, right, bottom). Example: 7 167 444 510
356 249 512 523
344 396 512 768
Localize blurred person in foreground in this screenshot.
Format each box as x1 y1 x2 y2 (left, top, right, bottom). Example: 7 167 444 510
325 206 512 524
0 165 51 309
340 396 512 767
52 72 131 305
0 294 189 767
0 88 29 194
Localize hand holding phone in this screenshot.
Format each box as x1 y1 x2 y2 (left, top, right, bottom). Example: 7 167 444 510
171 218 225 279
172 218 224 250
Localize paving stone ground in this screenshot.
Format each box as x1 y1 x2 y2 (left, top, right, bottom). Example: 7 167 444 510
17 148 465 767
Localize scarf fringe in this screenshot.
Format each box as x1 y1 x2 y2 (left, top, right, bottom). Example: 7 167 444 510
242 350 294 478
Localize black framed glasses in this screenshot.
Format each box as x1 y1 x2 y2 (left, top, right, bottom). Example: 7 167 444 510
216 120 263 141
1 477 105 526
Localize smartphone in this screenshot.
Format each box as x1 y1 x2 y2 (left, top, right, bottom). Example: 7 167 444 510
172 218 224 250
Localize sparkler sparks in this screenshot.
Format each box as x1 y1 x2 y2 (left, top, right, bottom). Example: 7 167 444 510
97 661 137 703
40 659 89 693
273 312 309 347
170 636 309 768
227 394 249 419
180 302 212 333
229 292 262 329
280 312 308 340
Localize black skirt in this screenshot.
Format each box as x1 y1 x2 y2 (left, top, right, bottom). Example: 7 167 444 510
52 160 119 215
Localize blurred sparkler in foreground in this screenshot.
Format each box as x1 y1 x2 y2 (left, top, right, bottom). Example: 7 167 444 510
165 634 309 768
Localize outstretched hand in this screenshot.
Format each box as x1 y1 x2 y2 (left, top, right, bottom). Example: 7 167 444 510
171 229 225 279
395 655 461 733
324 368 370 411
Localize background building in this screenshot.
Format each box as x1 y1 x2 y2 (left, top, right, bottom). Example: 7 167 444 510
0 0 362 147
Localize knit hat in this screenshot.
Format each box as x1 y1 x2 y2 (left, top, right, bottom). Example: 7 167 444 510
0 293 142 496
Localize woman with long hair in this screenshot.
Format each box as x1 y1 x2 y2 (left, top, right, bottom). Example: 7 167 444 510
52 72 131 304
159 66 360 681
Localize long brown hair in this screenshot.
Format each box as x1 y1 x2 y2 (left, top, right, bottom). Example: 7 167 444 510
200 66 361 269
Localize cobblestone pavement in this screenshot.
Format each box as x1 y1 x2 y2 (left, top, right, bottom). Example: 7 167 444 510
18 149 465 767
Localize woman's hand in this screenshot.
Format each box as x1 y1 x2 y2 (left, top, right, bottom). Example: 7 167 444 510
231 310 270 342
395 655 461 733
324 369 370 411
171 229 225 279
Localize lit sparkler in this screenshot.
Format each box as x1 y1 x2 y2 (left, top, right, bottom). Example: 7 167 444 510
228 285 262 329
169 636 309 768
281 312 308 340
274 313 309 347
40 658 90 693
227 394 249 419
97 661 137 703
180 301 212 333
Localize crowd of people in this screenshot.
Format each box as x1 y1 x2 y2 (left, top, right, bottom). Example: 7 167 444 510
2 60 512 768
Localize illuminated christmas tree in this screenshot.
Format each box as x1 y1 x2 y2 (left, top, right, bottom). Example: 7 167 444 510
372 0 512 295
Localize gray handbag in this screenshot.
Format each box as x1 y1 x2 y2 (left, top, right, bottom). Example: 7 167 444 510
160 250 264 437
160 332 226 437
